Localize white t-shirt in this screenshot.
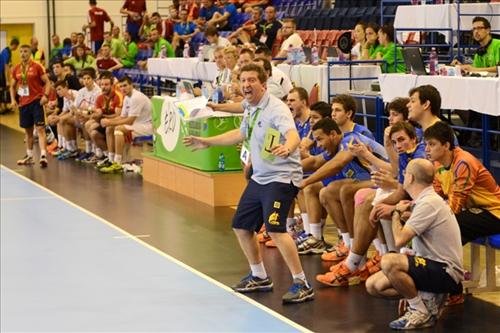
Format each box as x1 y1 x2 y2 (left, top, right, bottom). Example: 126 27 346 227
266 77 286 99
62 90 78 113
280 32 304 52
75 84 101 111
212 67 232 88
121 89 152 126
351 42 361 59
271 66 293 95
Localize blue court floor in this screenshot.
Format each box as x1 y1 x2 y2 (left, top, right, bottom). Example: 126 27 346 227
0 166 308 332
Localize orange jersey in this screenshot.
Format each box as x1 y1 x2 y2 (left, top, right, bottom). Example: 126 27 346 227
433 147 500 219
12 60 46 107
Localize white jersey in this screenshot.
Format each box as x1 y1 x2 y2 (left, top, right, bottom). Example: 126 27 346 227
271 66 293 95
62 90 78 113
75 84 101 111
280 32 304 52
121 89 152 126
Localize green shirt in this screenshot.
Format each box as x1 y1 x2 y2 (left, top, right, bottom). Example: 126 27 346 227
381 42 406 73
64 56 96 74
103 38 127 59
473 38 500 69
50 44 63 60
153 38 175 58
121 41 139 68
368 44 385 59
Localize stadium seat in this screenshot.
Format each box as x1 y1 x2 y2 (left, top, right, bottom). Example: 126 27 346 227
464 235 500 294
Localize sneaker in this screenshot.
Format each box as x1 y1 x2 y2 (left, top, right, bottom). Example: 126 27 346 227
50 147 63 156
17 155 34 165
99 162 124 174
297 235 328 255
58 150 77 160
257 230 272 243
294 230 310 246
96 157 112 169
231 273 273 293
75 152 92 163
39 155 48 168
389 307 435 330
316 262 361 287
83 154 99 164
445 293 465 306
321 241 350 262
282 279 314 304
421 292 447 318
358 252 382 281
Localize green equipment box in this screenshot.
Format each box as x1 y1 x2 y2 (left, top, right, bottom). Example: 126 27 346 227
151 96 243 172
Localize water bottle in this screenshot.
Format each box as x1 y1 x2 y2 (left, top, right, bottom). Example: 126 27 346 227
287 44 294 64
212 87 220 104
311 45 319 65
175 81 182 98
201 84 209 99
218 153 225 171
429 47 438 75
183 43 190 58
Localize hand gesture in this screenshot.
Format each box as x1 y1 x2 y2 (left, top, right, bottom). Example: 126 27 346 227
395 200 412 214
271 144 290 158
348 141 369 158
371 169 398 190
183 136 210 151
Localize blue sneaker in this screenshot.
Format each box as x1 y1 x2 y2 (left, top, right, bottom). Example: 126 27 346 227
75 152 92 163
231 273 273 293
282 279 314 304
295 231 310 246
389 307 435 330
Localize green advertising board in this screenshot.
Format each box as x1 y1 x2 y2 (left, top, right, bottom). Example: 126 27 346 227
151 96 243 171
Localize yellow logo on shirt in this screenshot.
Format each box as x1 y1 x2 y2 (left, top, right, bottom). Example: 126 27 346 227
273 201 281 209
268 212 280 225
414 256 427 267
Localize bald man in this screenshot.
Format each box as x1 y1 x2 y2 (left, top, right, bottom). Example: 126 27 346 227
365 159 464 330
30 37 46 67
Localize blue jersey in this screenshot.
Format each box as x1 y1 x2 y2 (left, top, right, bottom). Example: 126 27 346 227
398 142 427 184
223 3 238 29
345 123 375 141
0 47 12 71
415 126 423 143
295 118 311 140
174 21 197 36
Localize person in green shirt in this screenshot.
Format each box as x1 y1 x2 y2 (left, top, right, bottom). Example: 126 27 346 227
361 23 384 61
376 24 406 73
121 31 139 68
151 29 174 58
63 45 96 74
103 31 127 59
50 34 63 61
455 17 499 74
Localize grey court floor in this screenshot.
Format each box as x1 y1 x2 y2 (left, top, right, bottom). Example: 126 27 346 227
0 166 306 332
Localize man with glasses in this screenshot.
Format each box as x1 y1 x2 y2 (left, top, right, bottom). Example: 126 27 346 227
456 16 500 74
274 18 303 64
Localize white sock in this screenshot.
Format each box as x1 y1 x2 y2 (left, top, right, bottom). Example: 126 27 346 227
109 152 115 161
372 238 382 253
345 252 365 271
301 213 310 234
40 149 47 157
380 244 388 255
114 154 122 164
95 148 103 158
57 134 63 147
310 223 322 239
26 149 33 157
286 217 295 232
408 295 429 314
70 140 77 151
85 141 92 153
250 262 267 279
342 233 351 248
292 271 308 285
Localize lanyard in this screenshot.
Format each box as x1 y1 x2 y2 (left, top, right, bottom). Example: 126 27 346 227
21 62 30 85
246 107 261 142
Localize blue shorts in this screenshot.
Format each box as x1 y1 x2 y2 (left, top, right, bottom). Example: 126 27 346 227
232 179 299 233
19 99 45 128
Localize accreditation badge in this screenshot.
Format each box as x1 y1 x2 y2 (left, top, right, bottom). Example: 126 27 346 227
240 141 251 166
18 86 30 97
259 34 268 44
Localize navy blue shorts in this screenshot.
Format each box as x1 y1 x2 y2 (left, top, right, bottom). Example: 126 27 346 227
407 255 462 294
232 180 299 233
19 99 45 128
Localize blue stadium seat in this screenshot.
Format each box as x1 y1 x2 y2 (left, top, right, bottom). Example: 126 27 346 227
488 234 500 249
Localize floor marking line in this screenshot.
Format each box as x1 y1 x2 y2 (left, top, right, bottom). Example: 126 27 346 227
112 234 151 239
1 196 55 201
0 165 312 333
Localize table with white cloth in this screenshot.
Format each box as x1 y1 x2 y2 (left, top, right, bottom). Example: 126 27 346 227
147 58 382 102
379 74 500 116
394 3 500 42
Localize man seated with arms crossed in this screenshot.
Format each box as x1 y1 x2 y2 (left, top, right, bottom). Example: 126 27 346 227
85 71 123 166
96 44 123 72
366 158 463 330
50 80 78 157
99 76 152 173
454 16 500 74
424 121 500 243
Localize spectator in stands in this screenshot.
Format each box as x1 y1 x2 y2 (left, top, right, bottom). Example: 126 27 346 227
368 158 463 330
50 80 78 156
59 38 73 60
103 31 127 59
241 0 270 12
85 71 123 165
360 23 383 61
72 33 92 57
172 8 200 54
30 37 46 67
424 121 500 244
274 18 303 64
228 6 261 43
64 45 97 74
49 35 63 62
181 0 200 21
139 14 160 42
204 25 231 61
120 0 147 41
351 22 366 60
184 63 314 304
208 0 238 31
0 37 19 113
160 7 178 42
255 46 293 95
62 63 82 90
223 45 239 80
199 0 221 23
212 46 231 89
10 44 51 168
151 28 175 58
455 16 500 73
121 31 139 68
70 32 78 48
83 0 114 54
254 57 287 99
375 24 406 73
100 76 152 174
254 6 281 51
96 44 123 72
